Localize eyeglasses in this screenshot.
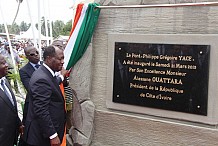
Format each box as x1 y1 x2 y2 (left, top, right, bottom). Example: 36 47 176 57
28 51 39 56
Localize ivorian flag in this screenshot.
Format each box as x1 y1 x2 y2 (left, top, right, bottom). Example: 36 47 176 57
60 3 100 146
63 3 101 70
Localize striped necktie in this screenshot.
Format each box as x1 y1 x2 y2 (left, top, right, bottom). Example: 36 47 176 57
1 79 14 106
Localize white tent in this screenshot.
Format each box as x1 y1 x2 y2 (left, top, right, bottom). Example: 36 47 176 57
55 35 69 41
16 25 48 40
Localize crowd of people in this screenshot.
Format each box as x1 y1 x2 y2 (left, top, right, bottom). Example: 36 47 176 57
0 39 70 146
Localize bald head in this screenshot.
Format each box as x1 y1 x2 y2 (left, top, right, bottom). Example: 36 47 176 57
51 40 65 50
24 46 40 64
43 45 64 72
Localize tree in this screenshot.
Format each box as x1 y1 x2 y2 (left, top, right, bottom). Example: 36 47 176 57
8 23 20 34
20 21 30 32
61 20 72 36
0 24 5 33
36 18 67 38
0 19 72 37
39 16 47 36
52 20 65 38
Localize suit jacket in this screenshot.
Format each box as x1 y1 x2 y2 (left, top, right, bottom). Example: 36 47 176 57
0 78 21 146
19 62 64 124
19 62 36 91
19 62 36 124
23 65 66 146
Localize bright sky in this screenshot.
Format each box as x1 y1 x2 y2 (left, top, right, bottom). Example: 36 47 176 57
0 0 75 25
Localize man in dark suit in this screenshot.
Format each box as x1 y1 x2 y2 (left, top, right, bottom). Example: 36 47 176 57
19 46 67 124
23 45 66 146
19 46 40 125
0 54 24 146
18 46 40 146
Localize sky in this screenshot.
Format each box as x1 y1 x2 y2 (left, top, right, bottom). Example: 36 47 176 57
0 0 75 25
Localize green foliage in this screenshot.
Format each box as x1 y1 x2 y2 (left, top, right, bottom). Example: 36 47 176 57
20 21 30 32
7 69 22 85
7 69 27 95
0 18 72 38
19 57 28 68
7 56 28 91
61 20 72 36
7 70 20 80
8 23 20 34
0 24 5 33
52 20 65 38
38 17 50 36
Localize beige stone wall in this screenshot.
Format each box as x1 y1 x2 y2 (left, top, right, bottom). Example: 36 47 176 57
93 111 218 146
69 0 218 145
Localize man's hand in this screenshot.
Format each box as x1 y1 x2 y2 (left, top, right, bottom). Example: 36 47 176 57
60 67 68 77
19 125 24 137
50 136 61 146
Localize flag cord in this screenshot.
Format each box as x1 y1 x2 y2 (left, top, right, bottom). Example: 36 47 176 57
95 2 218 9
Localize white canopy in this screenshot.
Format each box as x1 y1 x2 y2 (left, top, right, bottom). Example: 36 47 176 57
16 25 48 40
56 35 69 41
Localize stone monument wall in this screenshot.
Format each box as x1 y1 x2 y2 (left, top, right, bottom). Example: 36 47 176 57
69 0 218 145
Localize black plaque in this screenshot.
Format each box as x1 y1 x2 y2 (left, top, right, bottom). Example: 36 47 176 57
113 42 210 115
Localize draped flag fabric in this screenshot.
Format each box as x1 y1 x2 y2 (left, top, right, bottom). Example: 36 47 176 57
63 3 101 70
60 82 67 146
60 3 100 146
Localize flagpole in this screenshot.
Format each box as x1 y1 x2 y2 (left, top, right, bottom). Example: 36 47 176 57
0 2 17 74
26 0 37 47
43 0 49 46
38 0 42 60
48 0 53 43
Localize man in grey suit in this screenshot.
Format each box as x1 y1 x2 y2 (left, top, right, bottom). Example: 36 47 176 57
23 45 66 146
0 54 24 146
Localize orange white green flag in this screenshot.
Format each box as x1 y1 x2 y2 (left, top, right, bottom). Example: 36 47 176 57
60 3 100 146
63 3 101 70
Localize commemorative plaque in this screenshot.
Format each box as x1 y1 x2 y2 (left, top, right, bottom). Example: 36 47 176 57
113 42 210 116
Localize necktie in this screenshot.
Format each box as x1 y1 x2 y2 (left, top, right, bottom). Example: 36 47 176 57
1 80 14 106
53 76 59 84
35 64 40 69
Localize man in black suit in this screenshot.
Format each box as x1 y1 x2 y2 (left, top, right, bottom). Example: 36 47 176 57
0 54 24 146
19 46 40 124
23 45 66 146
18 46 40 146
19 46 67 125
